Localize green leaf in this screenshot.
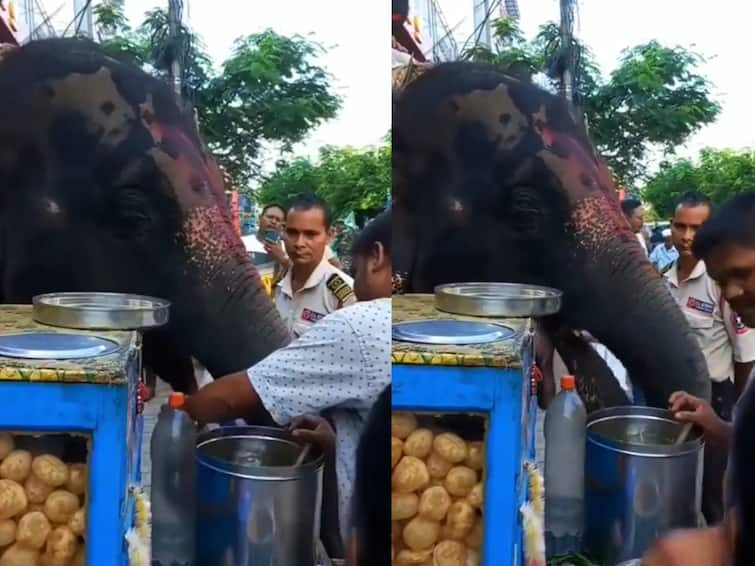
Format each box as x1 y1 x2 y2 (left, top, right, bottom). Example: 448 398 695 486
642 149 755 217
255 138 390 219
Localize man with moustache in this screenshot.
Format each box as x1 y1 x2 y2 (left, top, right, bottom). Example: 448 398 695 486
663 191 755 525
274 193 356 337
643 191 755 566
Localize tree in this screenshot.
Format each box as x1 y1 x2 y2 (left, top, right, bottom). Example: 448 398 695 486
642 149 755 217
91 2 341 192
463 18 720 187
255 139 391 220
200 32 341 188
586 42 720 184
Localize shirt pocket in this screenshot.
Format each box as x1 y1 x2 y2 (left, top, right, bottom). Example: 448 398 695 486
292 319 312 339
685 311 714 341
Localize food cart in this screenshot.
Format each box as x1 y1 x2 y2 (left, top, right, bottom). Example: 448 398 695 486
391 285 561 566
0 294 167 565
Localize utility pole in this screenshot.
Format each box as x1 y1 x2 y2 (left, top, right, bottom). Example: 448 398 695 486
559 0 575 116
167 0 182 100
73 0 93 37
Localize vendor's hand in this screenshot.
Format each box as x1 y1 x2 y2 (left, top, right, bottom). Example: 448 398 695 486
668 391 731 448
289 414 336 457
641 525 732 566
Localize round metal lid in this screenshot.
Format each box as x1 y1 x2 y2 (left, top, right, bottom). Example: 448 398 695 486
434 282 562 318
392 320 514 345
32 292 170 330
197 426 324 480
0 333 120 359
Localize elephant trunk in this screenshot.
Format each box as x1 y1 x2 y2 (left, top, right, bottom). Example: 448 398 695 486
167 205 291 384
189 265 290 379
558 198 711 408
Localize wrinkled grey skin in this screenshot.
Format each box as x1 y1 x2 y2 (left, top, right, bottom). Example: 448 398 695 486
393 62 710 411
0 39 291 392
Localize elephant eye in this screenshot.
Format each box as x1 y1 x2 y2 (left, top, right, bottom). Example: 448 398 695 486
108 185 155 242
502 185 547 238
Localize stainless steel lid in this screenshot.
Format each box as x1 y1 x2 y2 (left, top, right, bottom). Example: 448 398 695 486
587 406 703 457
434 282 562 318
32 292 170 330
392 319 514 345
0 332 120 359
197 426 324 480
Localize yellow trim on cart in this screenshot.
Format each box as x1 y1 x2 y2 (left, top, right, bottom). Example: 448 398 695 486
392 351 513 368
0 305 135 384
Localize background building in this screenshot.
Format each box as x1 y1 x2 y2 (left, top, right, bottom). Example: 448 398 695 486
473 0 520 48
16 0 89 41
16 0 129 42
409 0 458 62
0 0 19 44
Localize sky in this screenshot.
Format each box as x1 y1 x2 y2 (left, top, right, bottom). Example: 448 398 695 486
16 1 753 170
439 0 755 164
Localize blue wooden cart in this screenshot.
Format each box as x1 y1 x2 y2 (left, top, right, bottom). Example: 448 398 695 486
0 305 143 565
392 294 539 566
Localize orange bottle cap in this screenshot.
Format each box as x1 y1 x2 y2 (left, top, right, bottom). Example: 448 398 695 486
560 375 576 390
168 392 186 408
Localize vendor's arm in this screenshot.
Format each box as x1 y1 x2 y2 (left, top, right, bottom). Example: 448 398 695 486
641 525 732 566
247 301 390 426
185 301 389 426
183 371 265 424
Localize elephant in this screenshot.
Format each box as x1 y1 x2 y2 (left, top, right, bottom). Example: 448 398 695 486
392 62 711 411
0 38 291 393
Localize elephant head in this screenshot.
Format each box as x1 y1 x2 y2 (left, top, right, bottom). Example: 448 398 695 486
0 39 290 390
393 62 710 410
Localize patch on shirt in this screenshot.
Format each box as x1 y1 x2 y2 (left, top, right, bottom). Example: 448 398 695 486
327 274 354 303
686 296 715 315
301 308 325 323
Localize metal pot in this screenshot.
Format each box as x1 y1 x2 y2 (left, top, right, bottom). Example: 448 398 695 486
195 426 324 566
583 406 703 565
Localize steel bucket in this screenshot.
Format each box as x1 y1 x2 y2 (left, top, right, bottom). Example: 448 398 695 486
195 426 324 566
584 406 703 565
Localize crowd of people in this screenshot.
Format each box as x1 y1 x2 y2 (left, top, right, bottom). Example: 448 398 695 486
535 188 755 565
154 162 755 566
176 194 390 564
611 190 755 565
639 191 755 566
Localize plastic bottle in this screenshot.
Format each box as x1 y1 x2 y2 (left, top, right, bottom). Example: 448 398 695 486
544 375 587 557
151 392 197 566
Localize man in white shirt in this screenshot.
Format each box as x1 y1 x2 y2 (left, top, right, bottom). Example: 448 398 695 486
274 193 357 337
650 228 678 271
244 203 289 265
182 210 392 549
663 191 755 524
642 191 755 566
621 197 648 255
